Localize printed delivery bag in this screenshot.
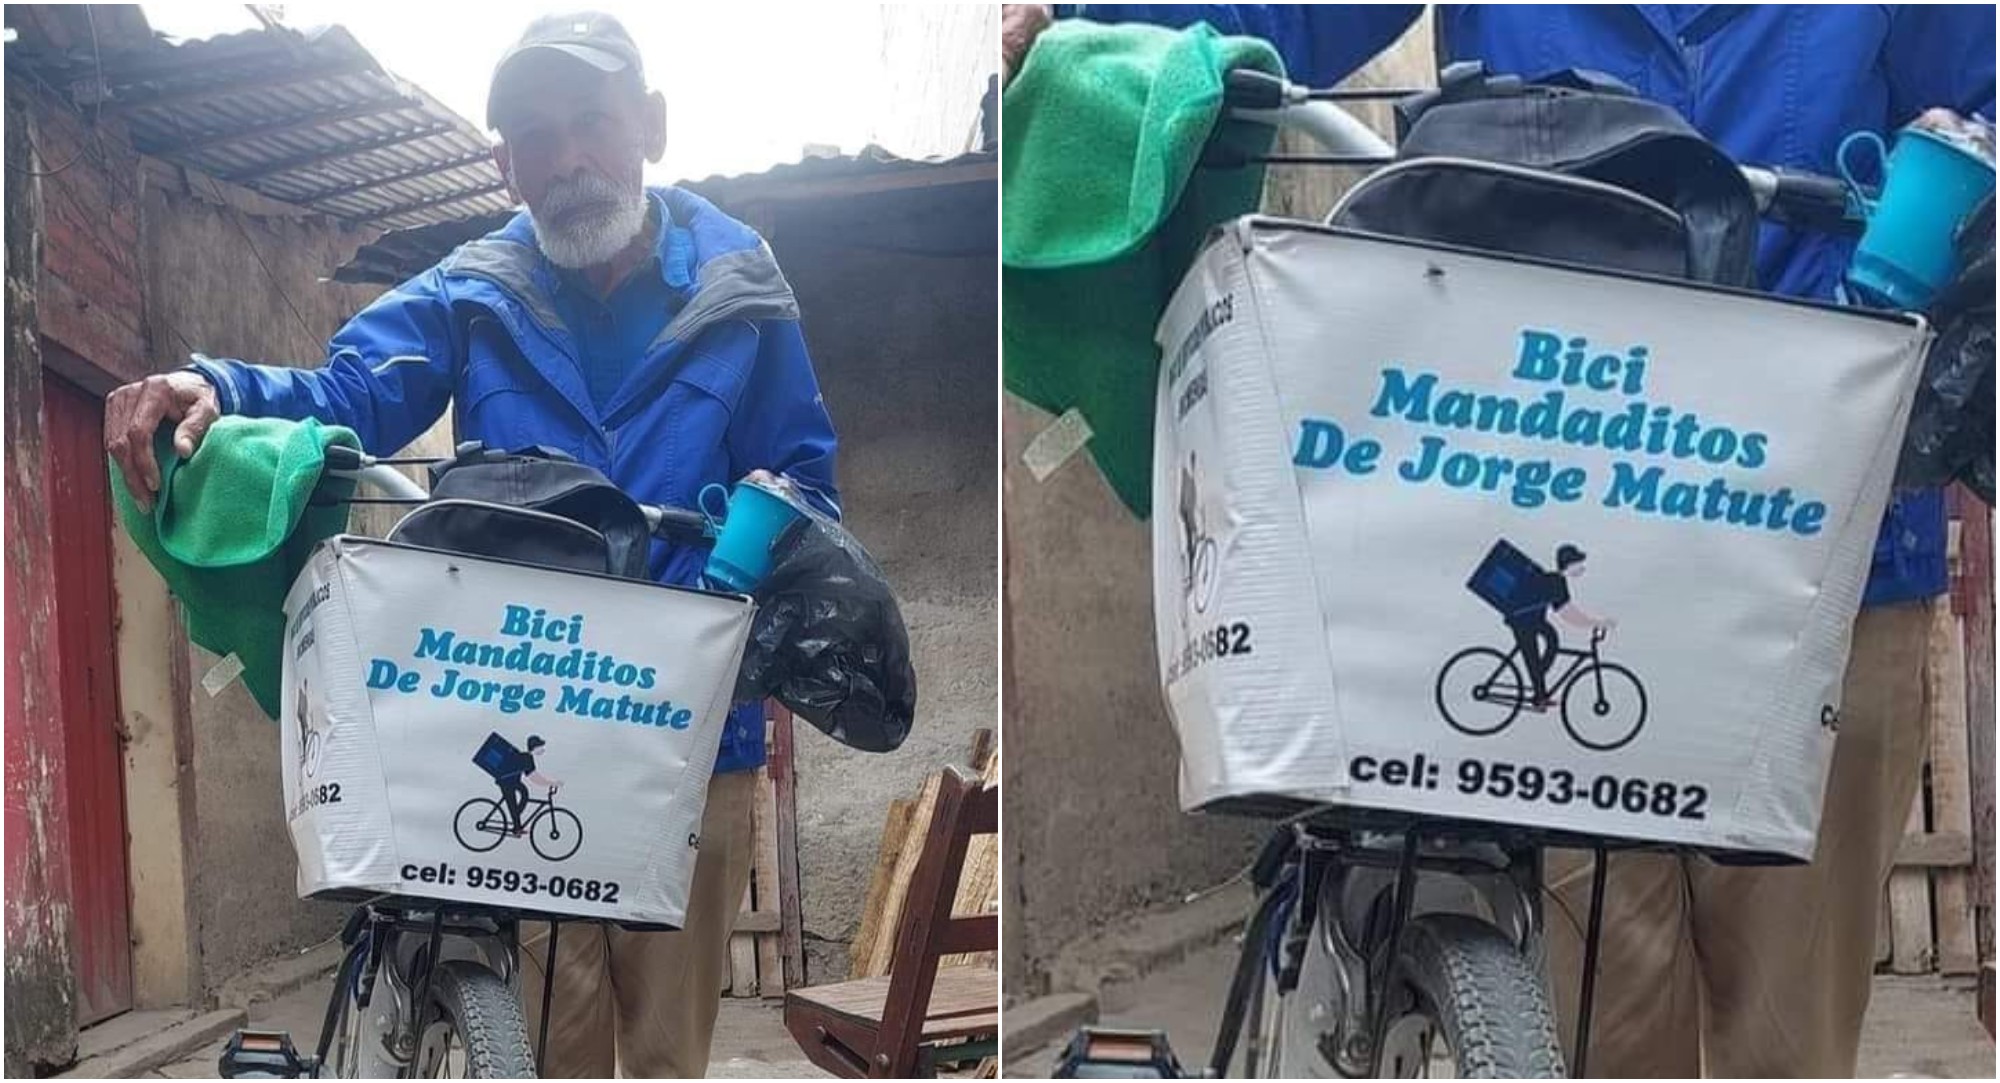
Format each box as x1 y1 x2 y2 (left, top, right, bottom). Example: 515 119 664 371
281 536 753 926
1154 218 1930 859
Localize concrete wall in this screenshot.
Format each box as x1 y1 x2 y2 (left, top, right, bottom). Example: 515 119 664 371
138 163 455 990
760 196 997 983
1001 17 1436 999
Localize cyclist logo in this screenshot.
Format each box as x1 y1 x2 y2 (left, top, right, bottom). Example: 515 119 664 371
1435 540 1650 752
296 680 327 780
1178 452 1221 623
454 733 582 861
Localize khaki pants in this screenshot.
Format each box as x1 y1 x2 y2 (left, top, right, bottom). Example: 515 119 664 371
520 769 757 1078
1546 600 1936 1077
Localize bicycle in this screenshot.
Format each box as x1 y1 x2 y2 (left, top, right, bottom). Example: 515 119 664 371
221 448 726 1079
1052 68 1876 1080
453 784 584 863
1435 627 1649 752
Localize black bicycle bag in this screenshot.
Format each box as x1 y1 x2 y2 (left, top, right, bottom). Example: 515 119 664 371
1331 62 1760 288
388 443 656 580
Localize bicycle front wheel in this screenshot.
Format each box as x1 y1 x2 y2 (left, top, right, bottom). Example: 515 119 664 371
1559 663 1647 752
529 807 583 862
1380 915 1567 1078
412 961 537 1078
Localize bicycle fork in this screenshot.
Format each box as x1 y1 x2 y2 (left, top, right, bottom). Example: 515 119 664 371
1218 825 1550 1077
314 907 521 1077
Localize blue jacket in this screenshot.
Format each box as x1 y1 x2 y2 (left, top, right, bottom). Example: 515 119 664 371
1064 4 1998 605
194 186 841 773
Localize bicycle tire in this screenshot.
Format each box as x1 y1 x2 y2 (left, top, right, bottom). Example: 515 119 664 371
1435 648 1526 737
1558 662 1647 752
414 961 537 1078
453 798 506 854
1386 914 1567 1078
529 807 584 862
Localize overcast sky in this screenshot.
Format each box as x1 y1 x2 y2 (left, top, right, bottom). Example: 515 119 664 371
141 3 979 184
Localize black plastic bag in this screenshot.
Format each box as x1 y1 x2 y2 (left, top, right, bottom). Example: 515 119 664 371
1896 194 1995 504
735 503 915 753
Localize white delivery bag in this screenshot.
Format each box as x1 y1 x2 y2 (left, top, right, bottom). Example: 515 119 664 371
1154 219 1930 859
280 536 754 926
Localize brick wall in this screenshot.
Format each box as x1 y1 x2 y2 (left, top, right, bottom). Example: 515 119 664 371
23 77 148 392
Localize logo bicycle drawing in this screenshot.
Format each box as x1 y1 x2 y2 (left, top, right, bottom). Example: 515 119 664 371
1434 539 1650 752
296 679 327 780
453 731 581 862
1177 451 1220 622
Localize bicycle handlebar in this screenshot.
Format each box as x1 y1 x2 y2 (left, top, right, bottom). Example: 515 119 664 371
322 447 714 546
1221 74 1863 233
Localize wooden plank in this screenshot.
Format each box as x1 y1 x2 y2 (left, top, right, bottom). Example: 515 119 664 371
753 761 784 998
1948 488 1994 964
771 704 808 989
1930 604 1979 975
943 745 1002 970
1981 961 1995 1037
730 877 758 997
965 727 995 775
1936 872 1978 975
1890 784 1935 974
850 798 916 977
865 774 943 979
1877 883 1893 967
1896 831 1975 868
732 911 781 934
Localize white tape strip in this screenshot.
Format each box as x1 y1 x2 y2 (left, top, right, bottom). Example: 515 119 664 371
1022 408 1094 482
201 652 245 697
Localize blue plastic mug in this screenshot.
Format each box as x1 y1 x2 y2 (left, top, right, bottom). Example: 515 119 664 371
698 477 805 593
1838 127 1995 310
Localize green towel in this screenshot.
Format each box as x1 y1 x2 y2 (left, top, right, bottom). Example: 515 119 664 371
1003 20 1282 516
110 416 360 719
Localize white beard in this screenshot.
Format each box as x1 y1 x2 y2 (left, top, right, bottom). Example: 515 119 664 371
530 173 648 269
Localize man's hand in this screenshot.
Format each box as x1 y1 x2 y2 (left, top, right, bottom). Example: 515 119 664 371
1002 5 1052 86
105 370 220 513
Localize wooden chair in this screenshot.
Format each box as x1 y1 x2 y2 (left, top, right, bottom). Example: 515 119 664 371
785 766 999 1077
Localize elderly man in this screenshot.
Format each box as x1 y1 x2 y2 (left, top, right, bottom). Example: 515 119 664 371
105 11 836 1076
1008 4 1992 1077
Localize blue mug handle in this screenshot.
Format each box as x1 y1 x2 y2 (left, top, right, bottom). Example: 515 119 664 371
698 483 732 534
1837 130 1887 216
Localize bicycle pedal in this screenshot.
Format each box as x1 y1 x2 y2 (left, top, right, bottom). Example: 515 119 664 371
1053 1027 1186 1078
218 1029 316 1079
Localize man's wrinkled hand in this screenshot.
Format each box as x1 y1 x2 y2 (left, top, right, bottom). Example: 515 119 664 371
104 370 219 513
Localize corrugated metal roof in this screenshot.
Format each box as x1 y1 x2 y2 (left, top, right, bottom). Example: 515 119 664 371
334 145 995 285
681 145 995 204
10 10 511 229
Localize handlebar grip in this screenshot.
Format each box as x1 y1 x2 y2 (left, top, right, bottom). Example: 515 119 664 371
1223 69 1290 111
324 445 363 471
1767 168 1860 232
650 506 711 543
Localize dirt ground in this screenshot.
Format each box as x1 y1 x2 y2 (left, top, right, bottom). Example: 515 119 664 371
1006 939 1995 1078
150 980 828 1078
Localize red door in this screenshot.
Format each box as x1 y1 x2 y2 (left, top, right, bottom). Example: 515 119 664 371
43 373 134 1024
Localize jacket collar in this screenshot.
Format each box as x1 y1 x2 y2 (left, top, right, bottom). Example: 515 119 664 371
438 186 799 424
